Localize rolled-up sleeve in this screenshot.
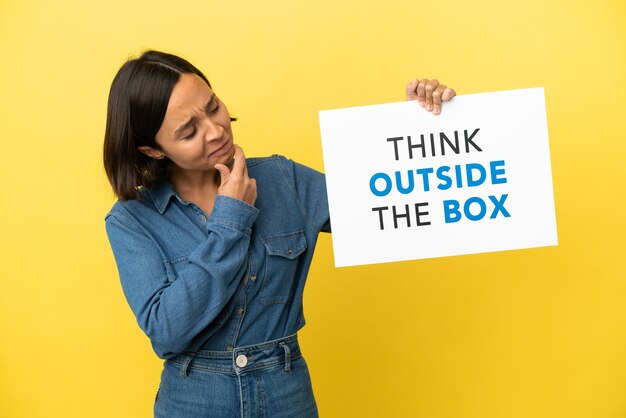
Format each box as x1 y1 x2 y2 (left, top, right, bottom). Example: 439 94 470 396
105 195 259 358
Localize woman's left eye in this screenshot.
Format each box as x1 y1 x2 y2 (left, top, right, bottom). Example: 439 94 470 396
209 101 220 115
184 127 197 139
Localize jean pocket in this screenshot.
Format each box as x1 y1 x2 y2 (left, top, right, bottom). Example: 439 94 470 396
260 230 307 305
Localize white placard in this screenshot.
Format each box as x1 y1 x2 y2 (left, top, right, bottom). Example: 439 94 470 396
318 87 557 267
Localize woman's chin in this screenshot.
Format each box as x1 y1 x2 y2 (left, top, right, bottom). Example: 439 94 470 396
223 147 236 169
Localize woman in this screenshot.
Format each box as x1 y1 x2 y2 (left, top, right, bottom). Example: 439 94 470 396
103 50 455 418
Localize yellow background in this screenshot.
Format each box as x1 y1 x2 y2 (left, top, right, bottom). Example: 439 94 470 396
1 0 625 417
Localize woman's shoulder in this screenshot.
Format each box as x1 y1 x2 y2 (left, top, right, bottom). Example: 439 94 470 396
246 154 291 177
246 154 287 168
246 154 319 173
105 180 170 223
247 154 324 182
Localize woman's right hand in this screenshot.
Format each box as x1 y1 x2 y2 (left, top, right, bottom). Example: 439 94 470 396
214 144 257 206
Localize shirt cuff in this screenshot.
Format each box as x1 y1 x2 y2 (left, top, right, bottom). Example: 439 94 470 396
208 195 259 235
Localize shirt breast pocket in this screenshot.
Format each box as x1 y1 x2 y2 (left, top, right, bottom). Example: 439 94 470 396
260 230 307 305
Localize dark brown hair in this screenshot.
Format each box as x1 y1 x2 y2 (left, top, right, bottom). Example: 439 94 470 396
103 50 213 200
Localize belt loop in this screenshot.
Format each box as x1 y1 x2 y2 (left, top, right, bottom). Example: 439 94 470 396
180 352 196 378
279 341 291 372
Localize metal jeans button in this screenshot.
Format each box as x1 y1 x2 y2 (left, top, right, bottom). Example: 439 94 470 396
236 354 248 368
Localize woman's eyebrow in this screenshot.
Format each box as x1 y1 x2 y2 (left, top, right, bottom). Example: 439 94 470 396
174 94 216 135
175 118 195 136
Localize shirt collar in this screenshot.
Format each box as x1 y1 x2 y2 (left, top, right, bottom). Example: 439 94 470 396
148 179 179 214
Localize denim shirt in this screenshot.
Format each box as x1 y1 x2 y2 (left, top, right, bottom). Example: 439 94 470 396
105 155 330 359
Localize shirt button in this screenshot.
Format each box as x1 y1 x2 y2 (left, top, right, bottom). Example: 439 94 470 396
200 215 207 222
236 307 244 315
250 274 257 282
236 354 248 368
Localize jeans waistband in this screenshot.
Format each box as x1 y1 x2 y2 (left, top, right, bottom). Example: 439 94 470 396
167 333 301 377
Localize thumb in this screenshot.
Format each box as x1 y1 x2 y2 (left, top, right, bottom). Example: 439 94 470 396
214 163 230 183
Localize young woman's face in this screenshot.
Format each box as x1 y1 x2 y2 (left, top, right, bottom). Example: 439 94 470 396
140 73 234 173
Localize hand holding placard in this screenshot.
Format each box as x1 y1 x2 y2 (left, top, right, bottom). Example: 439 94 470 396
405 79 457 115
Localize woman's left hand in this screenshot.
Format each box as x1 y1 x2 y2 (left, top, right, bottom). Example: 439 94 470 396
406 79 456 115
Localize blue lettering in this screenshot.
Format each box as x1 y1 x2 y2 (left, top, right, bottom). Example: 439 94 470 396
464 197 487 221
454 164 463 188
436 166 452 190
370 173 392 197
395 170 414 194
466 163 487 187
444 200 462 223
416 168 434 192
489 194 510 218
490 160 507 184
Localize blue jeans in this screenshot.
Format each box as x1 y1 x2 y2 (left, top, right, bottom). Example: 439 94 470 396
154 333 319 417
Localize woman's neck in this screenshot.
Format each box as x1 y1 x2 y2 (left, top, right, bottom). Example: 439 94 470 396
168 167 221 202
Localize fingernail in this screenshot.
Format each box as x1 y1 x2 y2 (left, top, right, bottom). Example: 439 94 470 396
426 104 432 111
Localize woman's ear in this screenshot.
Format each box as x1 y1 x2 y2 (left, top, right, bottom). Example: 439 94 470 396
137 146 165 159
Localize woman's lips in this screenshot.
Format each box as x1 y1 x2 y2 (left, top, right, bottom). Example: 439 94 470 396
209 140 231 158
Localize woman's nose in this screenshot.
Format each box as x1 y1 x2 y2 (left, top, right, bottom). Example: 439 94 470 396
201 117 223 141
